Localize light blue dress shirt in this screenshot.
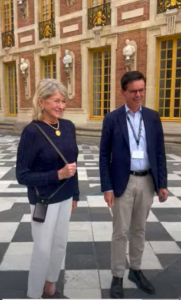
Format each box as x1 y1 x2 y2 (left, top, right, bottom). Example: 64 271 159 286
125 104 150 171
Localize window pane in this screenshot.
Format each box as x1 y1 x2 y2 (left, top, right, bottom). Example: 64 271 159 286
177 48 181 58
161 41 167 50
175 99 180 107
177 38 181 47
175 89 180 98
167 50 172 59
159 109 164 117
159 90 164 98
165 90 171 98
165 99 170 107
167 60 172 68
166 70 172 78
174 109 180 117
167 40 173 49
176 58 181 68
159 99 164 107
176 69 181 78
161 51 166 59
160 60 166 69
165 109 170 117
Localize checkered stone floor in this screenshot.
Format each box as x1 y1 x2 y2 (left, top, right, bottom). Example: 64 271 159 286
0 134 181 299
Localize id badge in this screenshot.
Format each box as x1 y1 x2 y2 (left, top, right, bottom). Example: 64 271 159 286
132 150 144 159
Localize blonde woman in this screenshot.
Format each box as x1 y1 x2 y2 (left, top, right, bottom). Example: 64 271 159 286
16 78 79 299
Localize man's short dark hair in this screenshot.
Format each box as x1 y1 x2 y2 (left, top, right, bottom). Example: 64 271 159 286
121 71 146 91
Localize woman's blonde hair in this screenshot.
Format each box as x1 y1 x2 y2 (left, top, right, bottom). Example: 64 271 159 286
32 78 68 121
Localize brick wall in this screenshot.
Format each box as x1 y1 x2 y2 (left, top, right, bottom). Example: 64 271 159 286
61 42 81 108
60 0 82 16
18 30 35 48
117 0 149 26
17 0 35 28
19 52 35 108
60 17 82 39
116 30 147 108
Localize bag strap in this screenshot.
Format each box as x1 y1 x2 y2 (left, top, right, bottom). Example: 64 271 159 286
33 123 68 164
33 123 69 202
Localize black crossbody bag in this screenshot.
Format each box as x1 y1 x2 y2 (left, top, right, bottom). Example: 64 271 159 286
32 123 69 223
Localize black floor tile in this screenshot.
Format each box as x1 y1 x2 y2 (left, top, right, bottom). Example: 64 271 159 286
89 207 112 222
152 208 181 222
0 271 28 290
0 289 25 299
66 242 94 255
157 253 181 268
0 203 30 223
0 244 9 264
12 223 32 242
65 254 97 270
145 222 174 241
70 207 90 222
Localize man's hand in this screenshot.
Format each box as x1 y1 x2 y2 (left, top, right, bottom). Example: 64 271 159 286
104 191 114 208
72 200 77 212
158 189 168 202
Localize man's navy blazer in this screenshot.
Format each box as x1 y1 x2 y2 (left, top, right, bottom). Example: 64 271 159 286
99 105 167 197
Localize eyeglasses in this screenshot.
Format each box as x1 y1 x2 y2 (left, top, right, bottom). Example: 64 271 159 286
126 88 146 95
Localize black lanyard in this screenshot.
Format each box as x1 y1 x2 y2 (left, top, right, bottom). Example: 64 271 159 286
127 114 143 147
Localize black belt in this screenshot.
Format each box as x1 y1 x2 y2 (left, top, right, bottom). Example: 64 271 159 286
130 169 151 176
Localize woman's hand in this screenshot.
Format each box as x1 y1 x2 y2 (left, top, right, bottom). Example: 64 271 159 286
72 200 77 212
58 163 77 180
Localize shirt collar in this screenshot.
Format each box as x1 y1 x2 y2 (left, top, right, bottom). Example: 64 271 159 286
125 104 142 114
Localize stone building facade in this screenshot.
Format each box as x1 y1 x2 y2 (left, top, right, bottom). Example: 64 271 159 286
0 0 181 136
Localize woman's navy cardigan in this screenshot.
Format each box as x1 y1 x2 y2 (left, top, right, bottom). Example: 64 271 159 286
16 119 79 205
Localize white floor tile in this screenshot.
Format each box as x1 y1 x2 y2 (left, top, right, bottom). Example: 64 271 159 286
161 222 181 241
92 223 112 241
147 211 159 222
152 196 181 208
168 174 181 180
64 289 102 299
21 214 31 222
3 188 27 193
15 197 29 203
68 222 93 242
167 154 181 160
149 241 181 254
0 198 16 212
5 242 33 255
0 255 31 271
77 201 88 207
64 270 100 289
89 184 101 188
168 187 181 197
0 223 19 242
87 196 107 207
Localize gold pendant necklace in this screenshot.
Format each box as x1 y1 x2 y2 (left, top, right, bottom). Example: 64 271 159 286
43 120 61 136
55 130 61 136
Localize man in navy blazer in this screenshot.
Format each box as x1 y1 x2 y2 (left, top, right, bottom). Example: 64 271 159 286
99 71 168 298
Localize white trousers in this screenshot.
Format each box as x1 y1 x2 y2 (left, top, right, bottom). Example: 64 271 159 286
27 198 72 299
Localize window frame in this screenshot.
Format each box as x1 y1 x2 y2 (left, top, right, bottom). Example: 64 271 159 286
5 62 18 117
156 35 181 122
2 0 14 33
90 47 111 120
41 55 57 79
40 0 55 21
